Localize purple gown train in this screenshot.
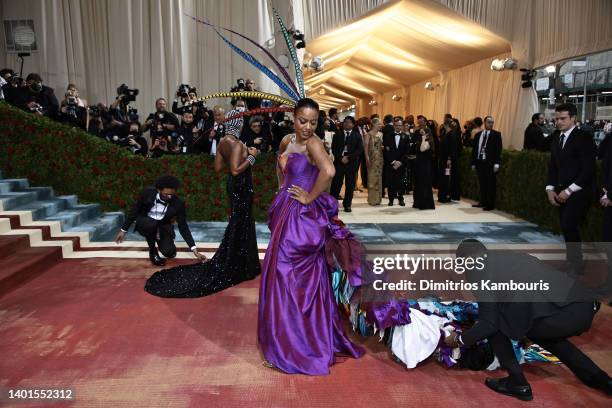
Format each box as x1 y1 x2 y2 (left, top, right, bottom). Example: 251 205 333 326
257 152 365 375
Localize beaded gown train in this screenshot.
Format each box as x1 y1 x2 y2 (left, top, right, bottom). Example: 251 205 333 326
144 168 261 297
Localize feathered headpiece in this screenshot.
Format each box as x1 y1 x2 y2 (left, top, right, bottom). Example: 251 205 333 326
186 8 305 105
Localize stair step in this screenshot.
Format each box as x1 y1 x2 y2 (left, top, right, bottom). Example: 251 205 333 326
22 186 55 200
12 197 73 221
0 191 40 210
41 204 101 229
67 212 125 242
0 178 30 191
0 246 62 298
0 182 11 195
0 235 31 262
56 195 79 209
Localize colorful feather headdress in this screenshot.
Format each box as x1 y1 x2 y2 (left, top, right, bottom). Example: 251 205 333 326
185 8 305 118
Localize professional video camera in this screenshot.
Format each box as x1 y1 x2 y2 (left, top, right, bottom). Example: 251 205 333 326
117 83 139 103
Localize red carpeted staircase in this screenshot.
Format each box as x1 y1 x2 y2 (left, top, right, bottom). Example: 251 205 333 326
0 234 62 298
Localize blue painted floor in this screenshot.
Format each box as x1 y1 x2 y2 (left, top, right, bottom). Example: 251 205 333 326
97 221 563 245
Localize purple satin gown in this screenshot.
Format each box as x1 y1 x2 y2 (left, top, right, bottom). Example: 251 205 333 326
257 152 365 375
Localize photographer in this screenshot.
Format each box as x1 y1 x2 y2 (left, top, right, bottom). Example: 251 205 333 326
15 73 59 118
144 98 179 141
241 115 271 151
194 105 225 155
58 84 88 130
109 84 139 138
175 109 199 154
243 78 260 111
0 68 13 101
87 103 113 139
271 111 293 153
120 121 148 156
148 134 176 158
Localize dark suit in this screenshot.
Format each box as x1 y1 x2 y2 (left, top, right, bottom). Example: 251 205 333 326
471 129 502 209
121 187 196 256
331 128 363 209
523 123 545 151
438 129 462 201
601 135 612 289
196 122 224 155
461 251 607 389
383 131 409 202
547 127 596 267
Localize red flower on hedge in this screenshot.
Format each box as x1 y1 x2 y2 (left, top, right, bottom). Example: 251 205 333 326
92 166 101 176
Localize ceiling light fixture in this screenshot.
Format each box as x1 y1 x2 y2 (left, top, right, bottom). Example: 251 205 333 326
491 57 518 71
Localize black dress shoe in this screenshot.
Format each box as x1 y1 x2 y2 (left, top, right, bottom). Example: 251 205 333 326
472 203 484 207
344 207 352 212
483 207 494 211
485 377 533 401
388 200 394 206
438 199 451 203
149 251 166 266
398 199 405 207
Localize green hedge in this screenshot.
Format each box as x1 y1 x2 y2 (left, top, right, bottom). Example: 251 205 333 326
459 148 603 241
0 102 604 238
0 103 278 221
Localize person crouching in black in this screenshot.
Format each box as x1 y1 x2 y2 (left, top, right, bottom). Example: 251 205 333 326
445 239 611 401
115 175 206 266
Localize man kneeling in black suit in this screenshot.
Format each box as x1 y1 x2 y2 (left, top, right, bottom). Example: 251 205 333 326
445 239 611 401
115 175 207 266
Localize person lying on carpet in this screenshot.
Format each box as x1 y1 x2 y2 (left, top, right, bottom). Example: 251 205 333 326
444 239 611 401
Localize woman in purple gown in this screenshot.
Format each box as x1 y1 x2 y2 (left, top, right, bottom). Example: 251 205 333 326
257 98 365 375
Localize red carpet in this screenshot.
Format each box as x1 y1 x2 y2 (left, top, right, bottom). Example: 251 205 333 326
0 258 610 407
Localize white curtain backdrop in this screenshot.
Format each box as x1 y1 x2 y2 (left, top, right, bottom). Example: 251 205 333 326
0 0 294 114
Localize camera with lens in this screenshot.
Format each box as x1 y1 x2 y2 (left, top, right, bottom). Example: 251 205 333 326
29 102 43 114
89 105 100 117
117 83 139 103
128 108 139 122
65 96 78 118
177 83 191 98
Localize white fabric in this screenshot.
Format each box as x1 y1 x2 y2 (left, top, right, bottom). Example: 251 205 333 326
394 134 400 148
147 193 168 221
0 76 6 100
391 308 449 369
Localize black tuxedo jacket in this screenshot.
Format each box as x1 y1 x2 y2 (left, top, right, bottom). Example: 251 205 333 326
121 186 195 248
461 251 593 344
471 129 502 166
547 127 596 191
331 128 363 165
200 122 225 154
382 132 409 166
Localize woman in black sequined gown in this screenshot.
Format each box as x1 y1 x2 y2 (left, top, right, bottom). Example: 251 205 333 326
144 129 262 298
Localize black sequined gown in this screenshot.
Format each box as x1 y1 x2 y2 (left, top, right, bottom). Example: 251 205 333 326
144 168 261 297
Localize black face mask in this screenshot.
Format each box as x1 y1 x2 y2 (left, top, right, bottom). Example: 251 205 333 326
30 82 42 93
